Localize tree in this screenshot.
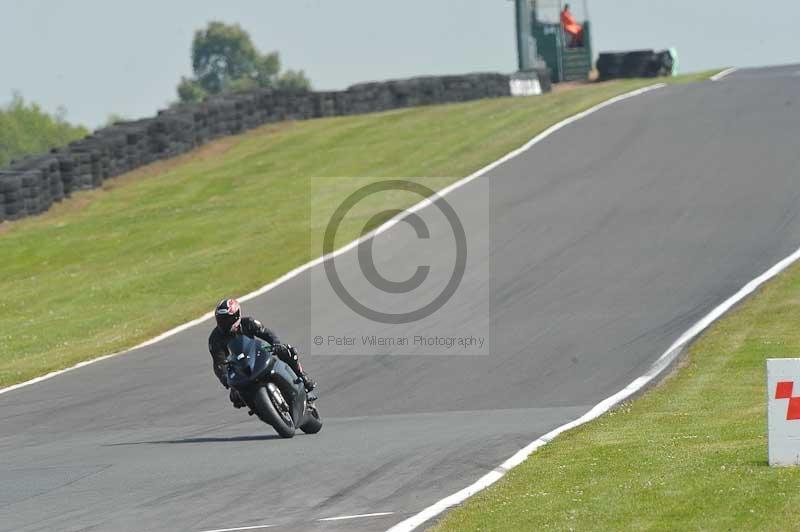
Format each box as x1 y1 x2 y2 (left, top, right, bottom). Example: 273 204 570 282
191 22 258 95
0 92 87 167
253 52 281 87
177 21 311 102
176 77 207 103
104 113 131 127
277 69 312 91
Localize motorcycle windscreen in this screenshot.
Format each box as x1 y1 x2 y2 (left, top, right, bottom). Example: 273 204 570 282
227 335 256 378
227 335 272 381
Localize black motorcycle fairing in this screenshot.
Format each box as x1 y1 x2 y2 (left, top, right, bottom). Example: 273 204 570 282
226 335 274 390
225 335 308 423
270 357 306 423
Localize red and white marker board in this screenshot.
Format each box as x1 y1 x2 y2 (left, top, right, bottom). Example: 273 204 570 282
767 358 800 466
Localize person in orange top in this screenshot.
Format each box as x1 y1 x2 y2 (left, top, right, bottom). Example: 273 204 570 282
561 3 584 48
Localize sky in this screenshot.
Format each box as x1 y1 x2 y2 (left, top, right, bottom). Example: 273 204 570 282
1 0 798 128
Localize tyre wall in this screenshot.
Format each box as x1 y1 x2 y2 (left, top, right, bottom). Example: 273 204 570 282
0 70 550 223
596 50 674 81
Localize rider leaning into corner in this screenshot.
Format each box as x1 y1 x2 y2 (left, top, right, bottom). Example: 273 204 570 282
209 298 317 409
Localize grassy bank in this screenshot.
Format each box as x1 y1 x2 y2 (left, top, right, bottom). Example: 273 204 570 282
0 71 716 387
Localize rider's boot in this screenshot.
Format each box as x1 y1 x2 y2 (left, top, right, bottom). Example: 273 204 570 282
229 388 246 409
282 344 317 392
300 373 317 393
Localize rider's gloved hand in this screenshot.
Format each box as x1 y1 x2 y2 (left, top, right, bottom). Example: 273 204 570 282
272 343 290 359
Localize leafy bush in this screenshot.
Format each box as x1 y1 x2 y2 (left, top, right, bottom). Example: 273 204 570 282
0 93 88 168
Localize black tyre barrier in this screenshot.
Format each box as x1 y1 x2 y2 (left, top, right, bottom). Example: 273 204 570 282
536 67 552 94
0 174 23 221
0 71 550 223
597 50 674 81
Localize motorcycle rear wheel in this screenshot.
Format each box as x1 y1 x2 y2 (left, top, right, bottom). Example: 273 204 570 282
300 403 323 434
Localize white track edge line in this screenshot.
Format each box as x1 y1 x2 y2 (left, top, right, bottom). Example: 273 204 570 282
318 512 395 522
711 67 738 81
387 244 800 532
0 83 665 397
198 524 274 532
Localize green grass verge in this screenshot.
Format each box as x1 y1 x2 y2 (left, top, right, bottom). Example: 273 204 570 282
0 71 718 387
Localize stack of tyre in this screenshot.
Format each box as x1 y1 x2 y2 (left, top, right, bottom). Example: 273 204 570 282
0 171 22 222
101 119 152 173
0 72 550 224
310 91 338 118
344 81 390 114
597 50 674 81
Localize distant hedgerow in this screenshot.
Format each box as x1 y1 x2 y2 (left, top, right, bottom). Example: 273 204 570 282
0 92 88 168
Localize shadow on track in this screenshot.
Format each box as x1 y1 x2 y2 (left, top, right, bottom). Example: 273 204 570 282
107 434 282 446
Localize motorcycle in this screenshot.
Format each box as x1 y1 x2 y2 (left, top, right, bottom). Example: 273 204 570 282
224 335 322 438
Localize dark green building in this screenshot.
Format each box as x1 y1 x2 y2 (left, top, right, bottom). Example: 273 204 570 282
516 0 593 83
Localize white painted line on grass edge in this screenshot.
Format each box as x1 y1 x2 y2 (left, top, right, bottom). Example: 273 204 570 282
387 246 800 532
711 67 738 81
198 524 273 532
0 82 664 398
318 512 395 522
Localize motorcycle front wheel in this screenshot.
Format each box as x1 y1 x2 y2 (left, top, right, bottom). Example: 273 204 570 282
253 384 295 438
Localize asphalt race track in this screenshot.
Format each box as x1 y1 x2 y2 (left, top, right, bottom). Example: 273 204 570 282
2 65 800 532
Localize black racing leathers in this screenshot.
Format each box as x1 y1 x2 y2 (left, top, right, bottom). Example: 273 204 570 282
208 317 294 388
